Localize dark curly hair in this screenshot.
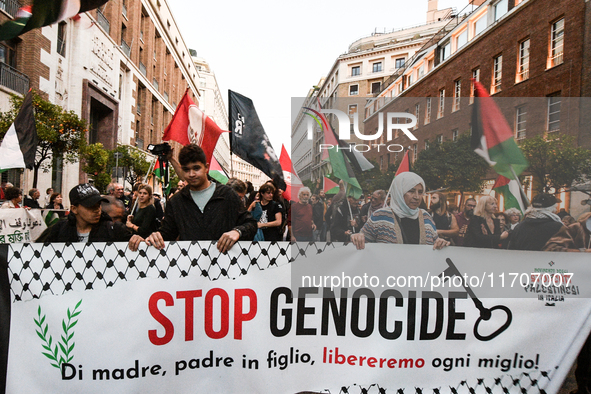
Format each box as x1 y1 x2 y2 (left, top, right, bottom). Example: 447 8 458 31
5 187 21 201
178 144 207 166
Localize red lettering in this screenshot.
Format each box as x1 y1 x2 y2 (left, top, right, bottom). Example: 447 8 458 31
347 355 357 365
205 288 229 339
367 357 377 367
335 347 345 364
388 359 397 368
176 290 202 341
148 292 174 345
234 289 257 339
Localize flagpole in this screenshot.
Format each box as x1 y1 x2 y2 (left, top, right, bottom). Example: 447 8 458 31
509 164 530 208
228 90 234 178
343 181 356 234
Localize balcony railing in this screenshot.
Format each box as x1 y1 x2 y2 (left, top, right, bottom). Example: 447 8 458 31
139 62 146 77
96 8 110 34
0 0 20 18
120 39 130 57
0 62 29 95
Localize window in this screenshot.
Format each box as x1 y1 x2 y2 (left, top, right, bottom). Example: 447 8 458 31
395 58 405 69
351 65 360 76
418 65 424 78
348 104 357 133
492 55 502 94
517 39 530 82
456 29 468 49
440 41 451 62
371 82 381 94
425 97 432 124
470 68 480 103
436 135 443 144
437 89 445 119
412 144 417 162
547 93 561 132
372 62 382 73
0 40 16 68
425 141 430 150
452 129 459 141
57 22 66 57
453 79 461 112
515 106 527 139
494 0 508 21
349 84 358 96
474 15 487 36
414 104 420 130
407 73 413 85
549 18 564 67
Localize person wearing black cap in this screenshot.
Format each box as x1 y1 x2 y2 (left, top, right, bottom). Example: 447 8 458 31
507 193 564 251
36 183 132 243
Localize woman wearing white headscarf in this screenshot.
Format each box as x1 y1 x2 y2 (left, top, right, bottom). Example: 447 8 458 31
351 172 449 250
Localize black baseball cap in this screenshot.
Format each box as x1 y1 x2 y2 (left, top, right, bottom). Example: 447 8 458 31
69 184 108 207
531 193 558 208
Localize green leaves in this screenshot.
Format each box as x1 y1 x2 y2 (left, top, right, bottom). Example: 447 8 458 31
34 300 82 370
520 135 591 194
413 133 489 193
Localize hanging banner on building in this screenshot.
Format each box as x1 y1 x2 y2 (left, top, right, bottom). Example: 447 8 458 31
0 208 46 243
2 242 591 393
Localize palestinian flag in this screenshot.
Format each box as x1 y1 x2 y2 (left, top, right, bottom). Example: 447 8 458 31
471 81 528 179
303 99 373 198
395 150 410 176
42 209 60 227
0 0 109 41
0 91 37 170
493 175 527 214
209 155 228 184
323 177 339 195
163 89 228 166
279 144 302 201
153 159 171 195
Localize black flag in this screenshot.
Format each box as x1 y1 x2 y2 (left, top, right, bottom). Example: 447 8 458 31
229 90 285 189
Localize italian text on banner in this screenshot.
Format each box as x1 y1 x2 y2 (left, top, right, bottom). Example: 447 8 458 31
1 241 590 393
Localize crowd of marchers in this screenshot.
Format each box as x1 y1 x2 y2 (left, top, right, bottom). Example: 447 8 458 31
0 143 588 255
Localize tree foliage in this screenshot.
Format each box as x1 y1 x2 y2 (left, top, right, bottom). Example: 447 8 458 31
519 134 591 194
81 143 111 193
0 91 87 188
108 145 151 187
412 133 489 194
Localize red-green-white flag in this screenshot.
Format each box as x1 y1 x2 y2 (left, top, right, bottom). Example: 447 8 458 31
471 81 528 179
395 150 410 176
209 155 228 185
323 177 339 195
493 175 527 214
279 144 302 201
153 159 171 196
0 0 109 41
0 90 37 170
303 99 373 198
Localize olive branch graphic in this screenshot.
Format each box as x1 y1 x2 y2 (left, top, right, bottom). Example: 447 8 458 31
34 300 82 369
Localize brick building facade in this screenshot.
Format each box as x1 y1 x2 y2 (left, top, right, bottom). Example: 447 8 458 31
0 0 206 203
362 0 590 216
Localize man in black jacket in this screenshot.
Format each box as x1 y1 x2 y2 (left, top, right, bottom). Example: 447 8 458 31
128 144 256 253
507 193 564 251
36 184 131 243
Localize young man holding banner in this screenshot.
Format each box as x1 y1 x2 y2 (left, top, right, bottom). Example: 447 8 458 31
128 144 257 253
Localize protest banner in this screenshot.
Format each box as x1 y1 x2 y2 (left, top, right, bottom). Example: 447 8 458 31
1 241 590 393
0 209 46 244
